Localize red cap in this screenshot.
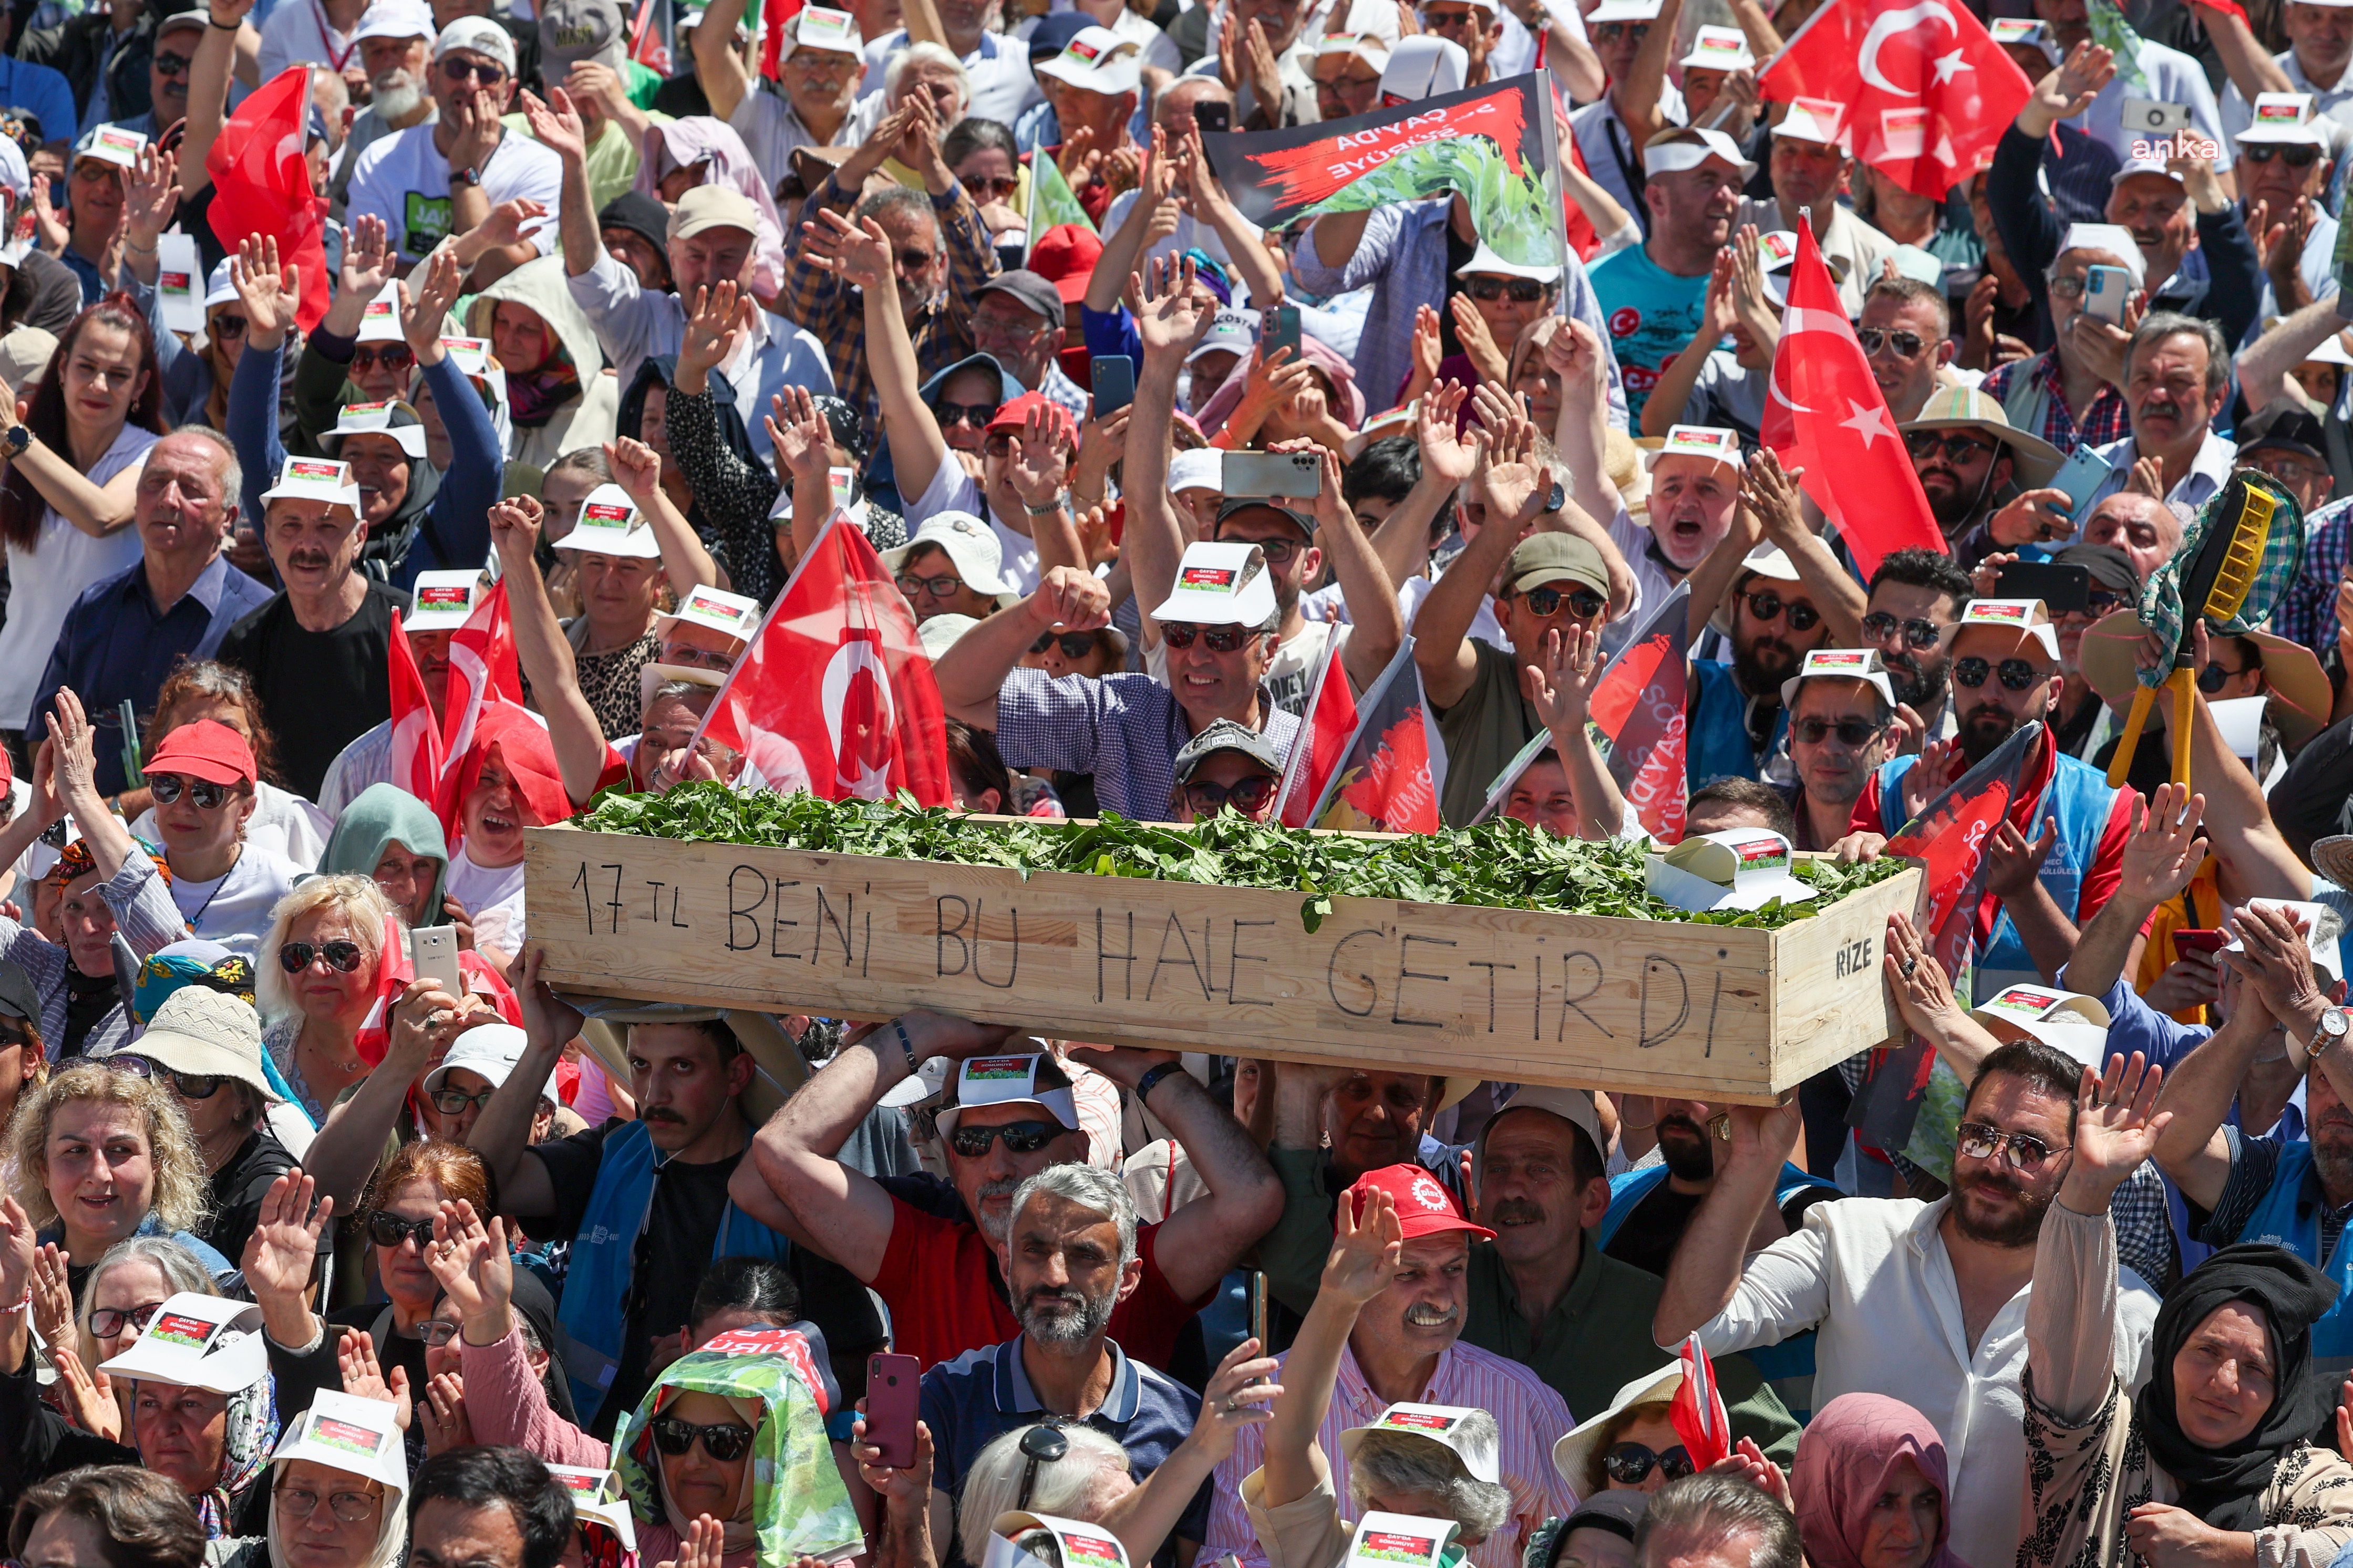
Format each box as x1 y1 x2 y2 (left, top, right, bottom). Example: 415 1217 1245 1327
985 391 1079 445
1029 223 1105 304
1346 1165 1495 1243
146 719 257 787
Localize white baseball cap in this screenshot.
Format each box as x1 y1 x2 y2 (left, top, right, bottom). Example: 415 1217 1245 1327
1643 424 1745 473
553 484 661 558
261 456 364 516
1780 647 1898 710
2237 91 2327 147
656 583 761 643
435 15 517 72
1648 828 1818 912
1942 597 2061 661
356 279 405 344
1643 125 1756 179
778 4 862 57
1453 240 1561 284
933 1054 1083 1139
324 398 430 459
1037 26 1142 96
1481 1085 1605 1162
1377 35 1467 103
354 0 435 42
2111 154 2186 188
1151 540 1281 629
1968 983 2114 1065
1169 448 1224 493
1678 25 1753 70
1774 95 1844 146
918 611 985 661
1584 0 1662 20
202 257 238 310
99 1293 272 1393
73 123 147 170
423 1022 560 1107
884 512 1019 598
406 570 483 632
2056 222 2146 287
1186 307 1260 364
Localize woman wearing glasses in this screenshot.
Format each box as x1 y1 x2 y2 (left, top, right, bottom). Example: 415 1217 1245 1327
325 1141 492 1440
255 875 404 1129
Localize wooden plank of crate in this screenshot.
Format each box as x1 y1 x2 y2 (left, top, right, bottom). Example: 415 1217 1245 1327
1764 865 1919 1092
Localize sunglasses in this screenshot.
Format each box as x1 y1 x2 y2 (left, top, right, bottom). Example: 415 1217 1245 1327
1856 327 1929 358
1742 591 1820 631
2244 143 2321 166
1792 716 1882 747
365 1211 436 1249
2086 588 2129 616
2199 660 2255 692
1030 632 1100 659
1861 610 1941 648
280 940 365 973
1185 775 1279 816
73 160 121 183
150 774 235 809
1603 1443 1693 1486
648 1415 756 1463
1952 656 2041 691
1516 584 1607 620
430 1086 498 1115
1463 276 1548 304
936 400 1000 429
946 1118 1063 1158
1955 1119 2069 1170
1162 623 1258 652
1904 431 1996 463
87 1300 166 1338
210 314 247 339
152 49 192 75
1015 1422 1070 1510
351 344 417 373
897 573 966 599
1591 20 1648 39
962 174 1019 200
105 1055 229 1100
439 57 507 84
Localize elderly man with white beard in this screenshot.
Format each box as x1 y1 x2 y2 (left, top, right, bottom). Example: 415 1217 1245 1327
918 1165 1221 1568
330 0 438 216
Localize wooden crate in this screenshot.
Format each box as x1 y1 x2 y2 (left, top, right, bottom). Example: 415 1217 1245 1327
525 827 1919 1103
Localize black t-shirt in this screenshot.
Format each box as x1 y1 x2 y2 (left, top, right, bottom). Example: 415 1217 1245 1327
529 1119 886 1438
216 579 406 799
1605 1176 1838 1278
200 1126 297 1268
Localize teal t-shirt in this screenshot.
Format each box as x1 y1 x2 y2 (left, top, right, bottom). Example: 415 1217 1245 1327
1590 244 1712 424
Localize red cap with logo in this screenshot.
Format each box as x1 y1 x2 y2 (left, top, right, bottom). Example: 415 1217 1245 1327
985 391 1080 446
146 719 259 787
1346 1164 1495 1242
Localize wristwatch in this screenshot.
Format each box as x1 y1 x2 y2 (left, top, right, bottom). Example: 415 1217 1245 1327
1022 492 1068 516
2304 1007 2349 1064
450 166 482 188
2 424 28 459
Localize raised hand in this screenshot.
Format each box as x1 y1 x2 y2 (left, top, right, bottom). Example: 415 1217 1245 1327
1983 817 2058 899
1127 253 1216 359
797 209 894 294
1883 911 1965 1036
2118 783 2206 906
1897 736 1965 823
47 1344 121 1440
2221 902 2326 1032
46 688 103 817
1723 1096 1804 1170
385 978 466 1077
487 494 545 565
1021 565 1114 634
606 435 666 502
1708 1436 1794 1511
2060 1053 2169 1210
1739 447 1805 541
2040 42 2117 121
1524 624 1605 738
427 1199 514 1337
1448 290 1508 387
1186 1336 1282 1462
517 947 587 1054
657 1514 728 1568
340 213 394 309
518 88 587 165
230 234 300 348
0 1195 33 1313
767 386 837 485
404 246 463 359
1408 303 1443 392
419 1371 472 1455
29 1241 71 1349
1417 380 1475 488
1323 1183 1404 1305
1469 383 1544 527
123 142 179 241
1005 400 1072 507
339 1330 414 1430
678 281 745 387
241 1170 333 1306
465 198 548 257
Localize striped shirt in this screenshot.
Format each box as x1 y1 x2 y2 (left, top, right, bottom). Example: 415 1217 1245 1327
1203 1340 1577 1568
1977 354 2131 456
993 672 1302 824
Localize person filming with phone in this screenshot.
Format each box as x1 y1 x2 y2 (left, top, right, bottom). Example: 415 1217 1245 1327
1978 225 2142 459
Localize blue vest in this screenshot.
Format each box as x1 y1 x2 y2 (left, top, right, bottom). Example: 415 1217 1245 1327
555 1119 794 1424
2238 1141 2353 1358
1687 661 1786 789
1875 746 2117 1000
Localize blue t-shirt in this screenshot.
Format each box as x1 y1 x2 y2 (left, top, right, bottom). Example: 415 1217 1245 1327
0 56 77 150
1590 244 1711 424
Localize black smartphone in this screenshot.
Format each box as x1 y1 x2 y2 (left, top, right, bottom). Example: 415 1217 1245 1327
1193 100 1232 135
1996 559 2093 615
1262 304 1302 361
1091 354 1135 416
1248 1270 1269 1351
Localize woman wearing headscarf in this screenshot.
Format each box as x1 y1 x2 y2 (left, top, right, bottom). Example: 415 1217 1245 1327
317 784 513 1004
633 118 788 299
2022 1054 2353 1568
461 257 621 471
436 708 570 965
224 1388 412 1568
1791 1396 1968 1568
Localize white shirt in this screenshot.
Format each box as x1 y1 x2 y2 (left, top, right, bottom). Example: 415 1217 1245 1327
1041 0 1183 74
904 457 1043 594
345 121 564 262
446 844 527 955
859 27 1043 126
0 425 156 729
1572 83 1686 242
2086 427 2238 514
315 719 396 821
132 781 333 872
728 85 853 174
1689 1196 2160 1568
259 0 357 86
171 842 306 960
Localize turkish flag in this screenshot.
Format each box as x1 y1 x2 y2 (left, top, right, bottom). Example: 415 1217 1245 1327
688 512 954 805
1274 626 1356 828
1758 0 2032 198
759 0 805 81
386 609 443 805
431 583 532 835
1668 1335 1733 1469
1758 223 1946 581
1588 582 1691 843
205 67 328 333
1313 639 1443 834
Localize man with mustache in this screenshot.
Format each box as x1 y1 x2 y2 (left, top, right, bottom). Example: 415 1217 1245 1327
1859 548 1971 746
919 1165 1214 1568
1976 224 2140 457
1457 1087 1802 1455
738 1033 1281 1372
1204 1164 1576 1568
1685 543 1831 791
1850 599 2137 1002
1656 1042 2161 1568
2080 315 2238 512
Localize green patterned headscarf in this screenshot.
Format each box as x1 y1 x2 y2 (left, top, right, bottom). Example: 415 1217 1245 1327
2088 0 2151 94
613 1331 861 1565
2130 471 2305 688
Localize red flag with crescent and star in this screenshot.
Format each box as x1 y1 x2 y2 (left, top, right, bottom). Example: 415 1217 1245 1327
386 609 443 804
687 512 954 805
1757 0 2033 198
204 66 328 333
1758 222 1946 582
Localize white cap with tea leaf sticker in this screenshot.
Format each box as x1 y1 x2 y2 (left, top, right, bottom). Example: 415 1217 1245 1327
261 456 364 516
1967 984 2113 1065
655 583 761 642
1941 597 2060 660
1643 424 1745 473
1648 829 1818 912
98 1292 271 1393
553 484 661 558
1779 647 1898 709
356 279 405 343
407 570 482 632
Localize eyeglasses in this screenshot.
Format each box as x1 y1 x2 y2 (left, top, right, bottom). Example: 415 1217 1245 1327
1161 623 1258 652
152 50 192 75
2086 589 2129 616
1861 610 1942 648
1591 20 1648 39
2199 659 2256 692
276 1485 380 1524
2048 276 2090 300
936 399 1001 429
1015 1421 1069 1510
1955 1119 2070 1170
648 1415 756 1463
149 774 235 809
105 1055 229 1100
1742 591 1820 631
946 1118 1064 1158
1952 655 2042 691
897 573 967 599
1185 774 1279 816
1603 1442 1693 1486
417 1318 463 1346
1220 534 1304 564
1421 6 1479 30
73 160 120 183
431 1086 498 1115
1904 431 1997 463
439 57 507 85
350 344 416 373
660 642 736 671
1463 276 1549 304
280 940 365 973
2244 143 2321 166
1792 716 1882 747
1515 584 1607 620
210 314 247 339
366 1211 436 1249
1856 327 1929 359
962 174 1019 201
87 1300 166 1338
974 314 1050 345
1030 632 1100 659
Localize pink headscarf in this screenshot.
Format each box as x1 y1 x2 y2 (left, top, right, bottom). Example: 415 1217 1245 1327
1195 329 1367 440
1792 1395 1974 1568
634 117 790 298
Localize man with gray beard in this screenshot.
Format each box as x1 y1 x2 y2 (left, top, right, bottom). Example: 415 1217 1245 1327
916 1165 1216 1568
329 0 438 216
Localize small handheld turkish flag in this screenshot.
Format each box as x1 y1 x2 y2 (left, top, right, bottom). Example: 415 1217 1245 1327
1669 1335 1732 1469
205 67 328 333
386 609 443 804
1759 222 1947 581
1758 0 2033 198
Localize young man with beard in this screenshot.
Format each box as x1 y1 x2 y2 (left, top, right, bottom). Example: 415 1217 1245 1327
738 1031 1281 1373
1655 1040 2161 1568
1860 548 1971 745
1684 542 1831 791
1776 651 1901 851
331 0 439 216
2082 314 2239 512
1894 387 2071 570
1854 278 1952 427
1203 1164 1576 1568
920 1166 1211 1568
1603 1097 1836 1281
1852 599 2136 1001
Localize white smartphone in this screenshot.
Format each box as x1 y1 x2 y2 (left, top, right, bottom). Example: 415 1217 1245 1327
2083 264 2133 327
411 925 464 994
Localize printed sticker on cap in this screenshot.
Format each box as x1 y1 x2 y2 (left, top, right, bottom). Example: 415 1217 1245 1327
2255 98 2307 124
582 501 638 527
1985 987 2063 1015
146 1311 220 1351
1756 232 1797 265
797 6 858 47
680 587 754 630
308 1414 390 1459
1066 37 1105 61
1805 650 1871 671
1355 1531 1444 1566
553 1470 605 1495
287 459 348 483
363 297 395 320
416 584 472 610
1733 836 1789 869
1691 32 1746 58
95 126 143 154
1179 566 1238 591
829 466 855 510
1970 601 2029 622
440 335 491 375
1881 107 1927 159
1989 17 2041 39
160 268 191 295
1666 426 1738 455
965 1056 1035 1082
1379 1409 1461 1433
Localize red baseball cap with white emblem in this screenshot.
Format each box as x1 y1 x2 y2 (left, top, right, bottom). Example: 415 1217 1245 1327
1346 1164 1494 1242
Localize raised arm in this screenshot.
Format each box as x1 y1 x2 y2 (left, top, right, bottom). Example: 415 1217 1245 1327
468 951 575 1221
1414 425 1536 708
1085 130 1180 316
1524 623 1631 839
519 88 603 278
2236 298 2351 411
308 982 468 1214
488 497 616 803
1616 0 1684 142
180 0 252 195
1259 1189 1402 1508
2192 0 2294 105
1179 129 1283 311
692 0 756 123
1883 912 2007 1080
2069 783 2205 997
1123 255 1221 629
1742 448 1863 644
407 249 500 574
1654 1096 1804 1344
1645 256 1738 440
608 429 719 600
2149 980 2271 1211
2035 1056 2168 1421
807 209 954 512
1290 441 1401 692
932 568 1113 728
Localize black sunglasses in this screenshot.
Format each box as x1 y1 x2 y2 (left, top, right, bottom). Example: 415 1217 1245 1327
2199 659 2255 692
936 399 1000 429
1742 591 1820 631
431 1086 498 1115
2244 143 2321 166
87 1300 166 1338
1603 1443 1693 1486
1162 623 1258 652
1856 327 1928 358
1185 774 1279 816
1016 1421 1069 1510
1952 656 2041 691
439 57 507 84
150 774 235 809
946 1118 1062 1158
102 1054 228 1100
649 1415 755 1463
152 49 192 74
280 940 365 973
1904 431 1996 463
366 1211 435 1249
1030 632 1100 659
1591 20 1648 39
1516 584 1607 620
1793 716 1881 747
2086 588 2129 616
1463 276 1548 304
210 314 247 339
1862 610 1941 649
1956 1119 2068 1170
963 174 1019 200
350 344 416 372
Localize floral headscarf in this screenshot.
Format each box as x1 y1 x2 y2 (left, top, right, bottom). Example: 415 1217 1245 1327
178 1372 278 1538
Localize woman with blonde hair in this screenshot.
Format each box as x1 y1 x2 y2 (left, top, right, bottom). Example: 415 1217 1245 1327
255 875 401 1131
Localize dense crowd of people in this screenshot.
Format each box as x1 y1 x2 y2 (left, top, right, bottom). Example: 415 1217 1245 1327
4 0 2353 1563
